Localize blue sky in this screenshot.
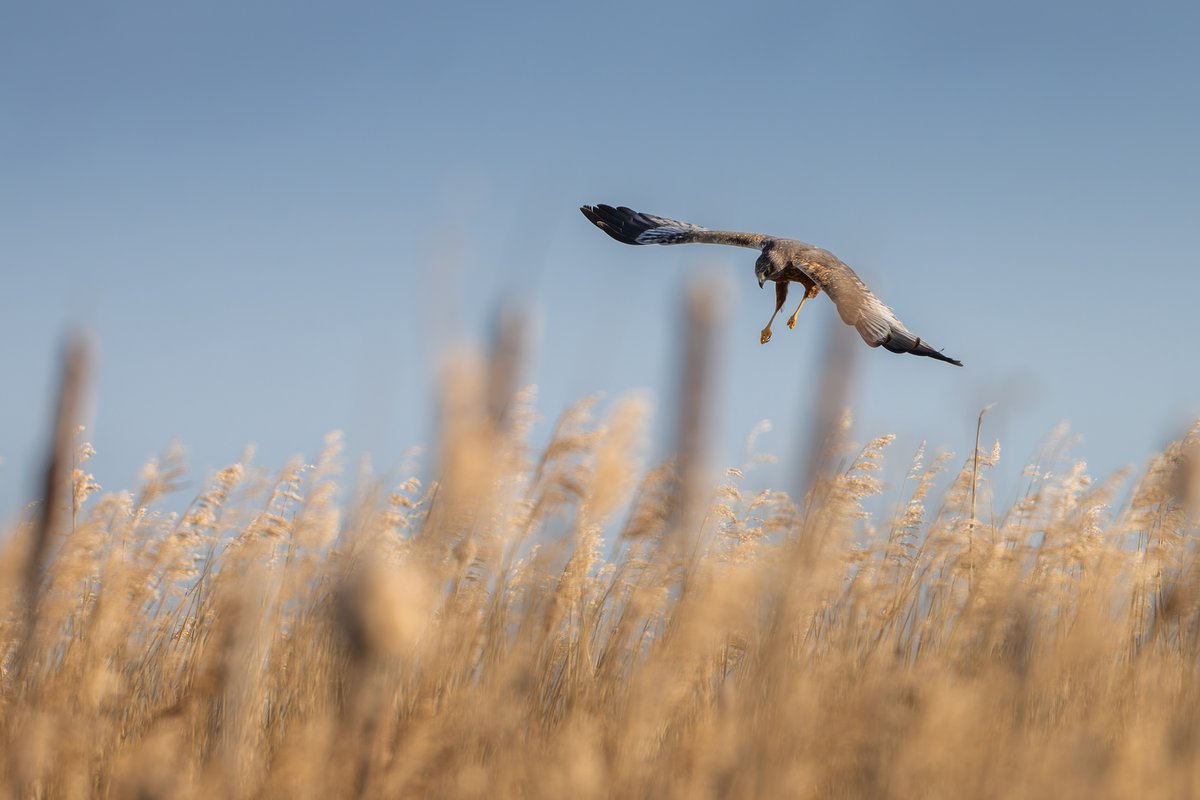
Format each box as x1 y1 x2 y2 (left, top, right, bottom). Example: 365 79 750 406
3 1 1199 516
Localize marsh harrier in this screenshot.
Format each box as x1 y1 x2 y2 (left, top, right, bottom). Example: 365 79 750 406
581 204 962 366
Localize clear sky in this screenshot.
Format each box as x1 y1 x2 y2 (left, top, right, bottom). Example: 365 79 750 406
3 1 1199 516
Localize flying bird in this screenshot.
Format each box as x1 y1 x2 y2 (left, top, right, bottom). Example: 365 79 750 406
580 204 962 366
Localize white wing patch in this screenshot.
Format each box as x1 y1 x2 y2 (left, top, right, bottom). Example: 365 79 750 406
636 227 699 244
634 215 709 245
854 297 904 346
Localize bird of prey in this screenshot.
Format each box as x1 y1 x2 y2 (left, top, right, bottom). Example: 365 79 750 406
580 204 962 366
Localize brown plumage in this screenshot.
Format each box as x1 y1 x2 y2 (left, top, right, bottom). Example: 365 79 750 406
581 204 963 366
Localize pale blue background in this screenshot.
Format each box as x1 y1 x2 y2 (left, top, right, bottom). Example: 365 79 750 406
3 1 1198 516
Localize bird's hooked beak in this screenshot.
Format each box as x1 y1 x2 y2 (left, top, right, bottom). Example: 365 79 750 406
754 255 770 288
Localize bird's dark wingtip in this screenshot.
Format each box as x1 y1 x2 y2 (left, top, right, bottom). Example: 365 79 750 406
930 350 963 367
911 336 963 367
580 202 645 245
923 348 963 367
884 333 963 367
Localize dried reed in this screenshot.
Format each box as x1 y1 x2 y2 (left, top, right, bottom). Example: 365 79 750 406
3 310 1199 799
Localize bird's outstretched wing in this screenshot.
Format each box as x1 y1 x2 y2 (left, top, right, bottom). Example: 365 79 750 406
581 204 765 250
801 251 963 366
581 202 963 366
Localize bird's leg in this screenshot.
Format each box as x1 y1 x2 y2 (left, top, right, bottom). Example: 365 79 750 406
785 294 809 329
760 281 789 344
787 280 820 330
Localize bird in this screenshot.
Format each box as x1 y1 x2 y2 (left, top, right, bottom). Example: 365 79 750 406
580 204 962 366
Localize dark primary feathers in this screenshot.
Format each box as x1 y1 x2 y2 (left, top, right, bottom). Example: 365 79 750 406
581 203 963 367
580 204 696 245
580 204 765 249
879 328 962 366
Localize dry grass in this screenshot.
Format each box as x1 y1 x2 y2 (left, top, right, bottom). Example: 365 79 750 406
5 320 1200 799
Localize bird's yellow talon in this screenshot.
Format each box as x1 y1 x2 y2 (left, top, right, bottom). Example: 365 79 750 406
787 317 798 330
760 328 772 344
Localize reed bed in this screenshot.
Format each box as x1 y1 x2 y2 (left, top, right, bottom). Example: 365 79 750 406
3 319 1200 799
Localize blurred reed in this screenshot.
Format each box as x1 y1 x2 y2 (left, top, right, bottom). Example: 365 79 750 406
2 290 1200 799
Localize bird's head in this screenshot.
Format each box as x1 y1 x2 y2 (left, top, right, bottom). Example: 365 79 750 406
755 253 774 288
